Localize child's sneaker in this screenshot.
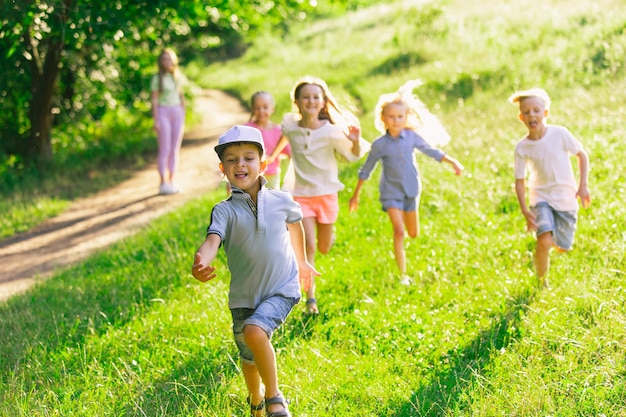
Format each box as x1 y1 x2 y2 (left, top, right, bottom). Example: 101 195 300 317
159 183 176 195
170 182 181 194
399 275 412 286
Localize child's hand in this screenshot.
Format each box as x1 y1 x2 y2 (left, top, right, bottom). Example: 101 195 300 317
298 261 320 292
442 155 464 176
577 186 591 208
348 195 359 212
191 253 217 282
346 125 361 142
523 210 537 232
451 160 464 176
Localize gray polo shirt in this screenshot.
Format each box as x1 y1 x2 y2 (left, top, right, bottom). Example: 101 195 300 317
207 182 303 309
358 129 445 200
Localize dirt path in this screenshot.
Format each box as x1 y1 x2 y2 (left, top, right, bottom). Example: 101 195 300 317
0 90 248 302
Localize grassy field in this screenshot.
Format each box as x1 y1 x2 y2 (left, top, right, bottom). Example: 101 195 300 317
1 0 626 415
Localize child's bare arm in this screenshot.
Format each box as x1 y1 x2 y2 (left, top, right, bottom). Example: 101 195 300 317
191 234 221 282
287 221 319 292
515 178 536 232
267 135 289 165
346 125 362 157
441 154 464 175
576 150 591 208
349 178 366 212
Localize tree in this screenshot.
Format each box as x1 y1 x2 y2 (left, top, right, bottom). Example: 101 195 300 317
0 0 329 161
1 0 176 160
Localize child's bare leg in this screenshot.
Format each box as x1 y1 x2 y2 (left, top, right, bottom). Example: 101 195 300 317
536 232 554 286
317 223 335 254
243 325 286 415
403 210 420 238
302 217 319 313
388 208 407 274
241 362 264 416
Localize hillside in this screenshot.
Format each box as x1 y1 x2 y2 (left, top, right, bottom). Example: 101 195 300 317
1 0 625 415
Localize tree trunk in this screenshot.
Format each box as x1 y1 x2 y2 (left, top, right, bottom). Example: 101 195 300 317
27 39 63 161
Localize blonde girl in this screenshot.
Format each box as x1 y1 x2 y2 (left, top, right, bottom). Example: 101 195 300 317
151 48 186 195
349 80 463 284
269 76 370 314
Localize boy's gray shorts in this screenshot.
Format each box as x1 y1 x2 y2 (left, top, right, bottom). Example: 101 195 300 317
231 295 299 365
531 202 577 250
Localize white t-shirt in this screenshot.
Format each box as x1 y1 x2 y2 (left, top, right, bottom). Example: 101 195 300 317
281 113 370 196
514 125 583 211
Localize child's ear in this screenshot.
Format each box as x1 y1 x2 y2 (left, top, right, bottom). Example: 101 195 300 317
219 162 225 173
260 159 268 172
518 113 524 122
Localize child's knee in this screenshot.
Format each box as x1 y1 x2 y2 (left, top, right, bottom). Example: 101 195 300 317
243 325 267 345
318 239 335 254
536 232 554 251
318 245 331 254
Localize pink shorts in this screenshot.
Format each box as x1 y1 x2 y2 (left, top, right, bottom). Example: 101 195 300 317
294 194 339 224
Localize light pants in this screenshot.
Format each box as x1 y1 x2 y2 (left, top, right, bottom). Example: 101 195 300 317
156 105 185 180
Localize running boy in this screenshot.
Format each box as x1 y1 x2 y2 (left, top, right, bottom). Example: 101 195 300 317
510 88 591 288
191 125 318 417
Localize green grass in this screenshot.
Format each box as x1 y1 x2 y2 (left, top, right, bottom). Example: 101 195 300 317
2 0 626 415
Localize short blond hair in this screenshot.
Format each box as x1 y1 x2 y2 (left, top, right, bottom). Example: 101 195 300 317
508 88 551 110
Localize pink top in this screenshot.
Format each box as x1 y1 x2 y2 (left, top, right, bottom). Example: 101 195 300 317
246 122 291 175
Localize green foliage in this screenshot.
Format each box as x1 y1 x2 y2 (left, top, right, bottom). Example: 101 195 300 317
1 0 626 415
0 0 367 162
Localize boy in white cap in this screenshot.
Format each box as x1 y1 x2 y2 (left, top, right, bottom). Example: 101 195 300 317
510 88 591 288
191 125 318 417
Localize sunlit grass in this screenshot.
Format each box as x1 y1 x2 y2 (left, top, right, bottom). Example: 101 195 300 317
1 0 625 415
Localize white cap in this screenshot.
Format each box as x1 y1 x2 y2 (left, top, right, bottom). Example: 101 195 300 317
214 125 265 158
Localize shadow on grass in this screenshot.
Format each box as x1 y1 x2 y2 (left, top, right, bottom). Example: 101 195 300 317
117 306 319 415
118 348 241 416
388 286 538 417
0 233 188 373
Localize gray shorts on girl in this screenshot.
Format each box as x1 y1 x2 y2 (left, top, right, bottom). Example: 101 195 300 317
381 195 419 212
531 202 577 250
231 295 299 365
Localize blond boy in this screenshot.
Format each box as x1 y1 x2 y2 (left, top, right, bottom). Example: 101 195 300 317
510 88 591 287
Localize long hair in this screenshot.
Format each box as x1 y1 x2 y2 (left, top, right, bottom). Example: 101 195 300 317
375 79 450 147
290 76 359 127
157 48 180 93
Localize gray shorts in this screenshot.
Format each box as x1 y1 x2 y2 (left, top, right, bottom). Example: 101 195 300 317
231 295 299 365
381 195 419 212
531 202 577 250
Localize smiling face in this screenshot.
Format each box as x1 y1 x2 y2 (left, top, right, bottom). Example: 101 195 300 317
381 102 409 137
219 143 267 194
518 96 549 138
250 93 274 125
294 83 325 119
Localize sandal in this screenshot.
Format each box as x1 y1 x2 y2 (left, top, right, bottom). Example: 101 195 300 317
305 298 319 315
247 396 264 417
247 384 265 417
265 394 291 417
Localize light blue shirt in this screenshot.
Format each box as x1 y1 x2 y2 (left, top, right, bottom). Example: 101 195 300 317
207 180 303 309
358 129 445 200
